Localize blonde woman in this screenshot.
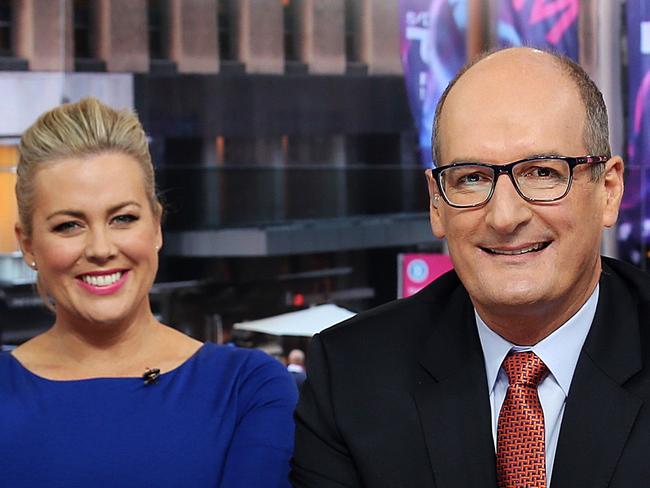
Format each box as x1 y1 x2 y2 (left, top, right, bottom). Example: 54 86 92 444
1 98 296 487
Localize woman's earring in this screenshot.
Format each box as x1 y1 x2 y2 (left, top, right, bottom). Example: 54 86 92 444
30 261 37 270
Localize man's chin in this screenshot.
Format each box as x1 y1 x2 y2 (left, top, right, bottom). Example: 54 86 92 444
474 280 547 310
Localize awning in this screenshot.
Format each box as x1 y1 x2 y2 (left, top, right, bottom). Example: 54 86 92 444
233 304 356 337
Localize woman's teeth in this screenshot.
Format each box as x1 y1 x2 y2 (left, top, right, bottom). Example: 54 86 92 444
81 272 122 287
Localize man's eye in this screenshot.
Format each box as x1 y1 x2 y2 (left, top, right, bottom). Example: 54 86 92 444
112 214 139 225
53 221 81 233
456 172 490 186
462 173 481 183
525 166 559 178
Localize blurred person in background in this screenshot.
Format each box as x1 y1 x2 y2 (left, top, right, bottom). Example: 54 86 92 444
287 349 306 389
290 47 650 487
0 98 296 487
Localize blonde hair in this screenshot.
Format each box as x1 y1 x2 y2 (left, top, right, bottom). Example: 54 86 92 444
16 97 160 237
15 97 160 310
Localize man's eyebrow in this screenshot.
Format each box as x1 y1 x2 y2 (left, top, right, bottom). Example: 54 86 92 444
523 152 565 159
45 201 142 221
447 157 486 164
446 152 565 165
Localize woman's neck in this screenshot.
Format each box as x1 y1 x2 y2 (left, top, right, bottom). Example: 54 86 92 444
37 308 164 377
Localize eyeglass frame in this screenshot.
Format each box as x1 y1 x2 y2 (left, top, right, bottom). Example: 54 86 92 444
429 155 609 209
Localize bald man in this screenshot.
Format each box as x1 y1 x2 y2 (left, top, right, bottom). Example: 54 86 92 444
291 48 650 488
287 349 307 389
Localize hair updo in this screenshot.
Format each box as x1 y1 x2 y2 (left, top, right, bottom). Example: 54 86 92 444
16 97 160 237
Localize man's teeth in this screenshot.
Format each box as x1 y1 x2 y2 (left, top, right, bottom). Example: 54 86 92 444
81 272 122 287
488 243 546 255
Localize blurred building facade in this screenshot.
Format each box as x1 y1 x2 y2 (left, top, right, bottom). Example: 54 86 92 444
0 0 441 345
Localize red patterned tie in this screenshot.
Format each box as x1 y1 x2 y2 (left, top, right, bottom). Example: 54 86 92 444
496 351 549 488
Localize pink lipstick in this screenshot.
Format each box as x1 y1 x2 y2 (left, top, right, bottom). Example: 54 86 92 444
76 270 129 296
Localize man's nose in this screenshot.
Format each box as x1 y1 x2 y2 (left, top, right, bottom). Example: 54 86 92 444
483 174 533 234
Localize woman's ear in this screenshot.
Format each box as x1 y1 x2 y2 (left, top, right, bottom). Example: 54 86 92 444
15 223 35 266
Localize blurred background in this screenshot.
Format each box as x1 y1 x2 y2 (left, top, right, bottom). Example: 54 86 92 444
0 0 647 360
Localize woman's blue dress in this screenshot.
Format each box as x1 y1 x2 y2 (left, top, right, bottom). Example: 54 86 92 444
0 343 297 487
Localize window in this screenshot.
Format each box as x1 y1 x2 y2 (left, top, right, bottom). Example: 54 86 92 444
344 0 357 62
148 0 166 60
0 142 18 253
73 0 94 59
283 0 297 62
0 0 12 57
217 0 232 61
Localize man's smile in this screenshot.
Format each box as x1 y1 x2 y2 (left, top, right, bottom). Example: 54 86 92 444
480 241 552 256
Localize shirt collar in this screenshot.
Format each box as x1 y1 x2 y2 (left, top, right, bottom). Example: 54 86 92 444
287 364 305 373
476 285 599 396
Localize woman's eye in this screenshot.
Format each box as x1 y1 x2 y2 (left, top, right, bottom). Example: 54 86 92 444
112 214 139 225
52 221 81 233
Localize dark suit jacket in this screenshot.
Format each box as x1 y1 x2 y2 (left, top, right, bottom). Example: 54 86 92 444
291 257 650 487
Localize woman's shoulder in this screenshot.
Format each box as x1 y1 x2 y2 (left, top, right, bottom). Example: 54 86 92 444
197 343 288 377
0 336 50 379
0 349 37 388
0 350 14 369
6 334 49 370
193 344 295 397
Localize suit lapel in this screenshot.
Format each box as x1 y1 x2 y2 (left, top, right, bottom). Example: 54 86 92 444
551 266 644 488
413 286 497 488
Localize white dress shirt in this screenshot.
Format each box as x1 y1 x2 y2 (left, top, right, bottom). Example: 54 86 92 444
476 285 599 487
287 363 305 374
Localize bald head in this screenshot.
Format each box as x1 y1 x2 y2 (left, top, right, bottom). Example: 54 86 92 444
288 349 305 366
432 48 610 174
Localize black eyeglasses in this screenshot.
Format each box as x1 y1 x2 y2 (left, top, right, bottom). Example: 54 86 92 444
430 155 608 208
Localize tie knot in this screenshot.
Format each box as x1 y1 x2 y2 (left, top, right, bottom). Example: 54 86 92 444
501 351 548 387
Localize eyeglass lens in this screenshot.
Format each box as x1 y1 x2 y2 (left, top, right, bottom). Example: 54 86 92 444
439 158 571 206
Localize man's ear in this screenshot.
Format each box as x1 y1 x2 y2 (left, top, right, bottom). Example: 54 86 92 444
425 169 447 239
15 223 35 267
601 155 624 228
